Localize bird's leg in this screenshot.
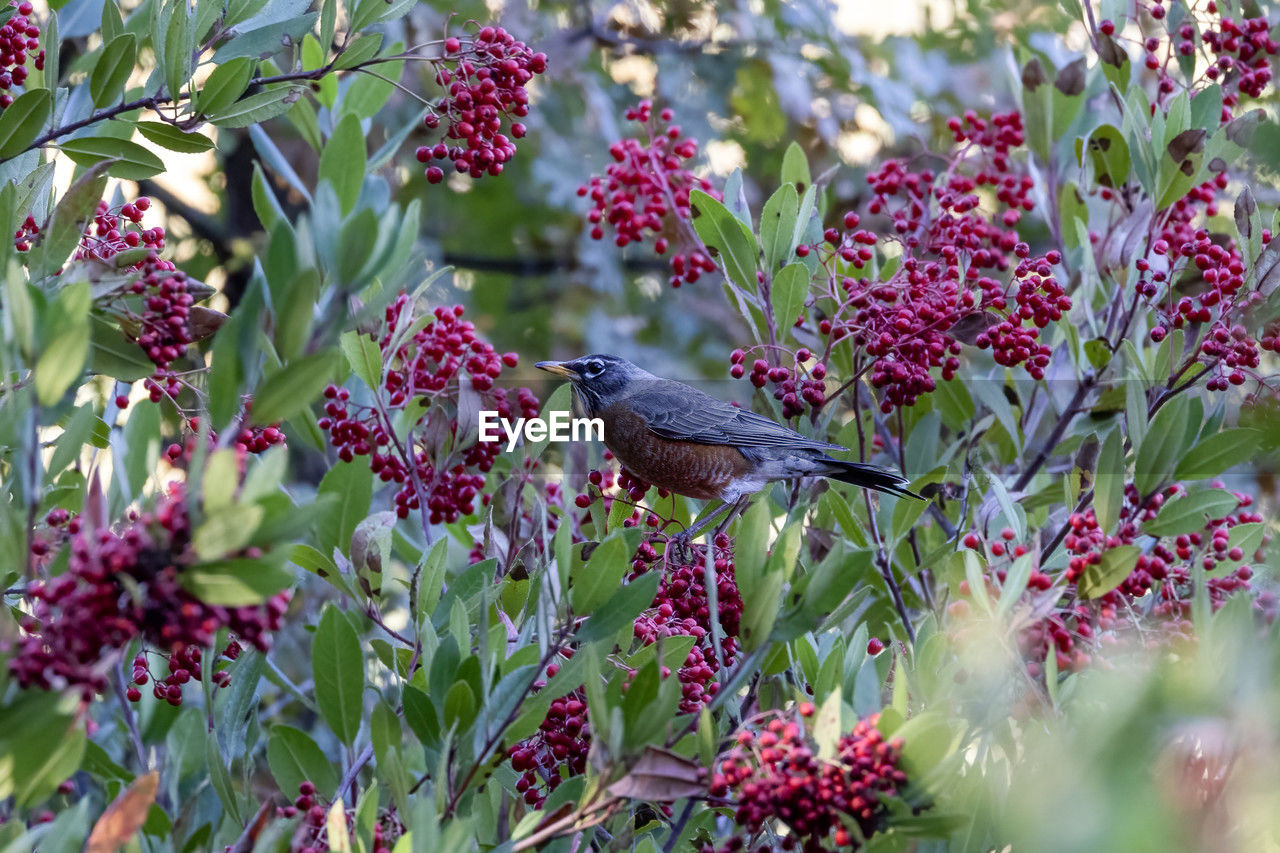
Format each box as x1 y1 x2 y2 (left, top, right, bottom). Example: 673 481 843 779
668 500 729 563
668 496 751 564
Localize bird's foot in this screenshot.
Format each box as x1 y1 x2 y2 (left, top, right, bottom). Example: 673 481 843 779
665 530 693 564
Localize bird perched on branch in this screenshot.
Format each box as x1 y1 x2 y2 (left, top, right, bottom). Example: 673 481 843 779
536 354 921 544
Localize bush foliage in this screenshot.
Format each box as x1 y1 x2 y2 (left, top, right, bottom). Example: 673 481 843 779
1 0 1279 850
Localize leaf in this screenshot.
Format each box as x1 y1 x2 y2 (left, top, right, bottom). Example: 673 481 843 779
135 121 214 153
267 726 340 797
780 141 811 191
59 137 166 180
606 747 706 802
191 504 264 560
313 606 364 745
759 183 799 272
1144 489 1241 537
250 351 340 423
0 89 52 158
689 189 759 292
210 12 319 63
196 57 256 115
332 33 383 70
1094 427 1125 532
320 113 366 215
1078 544 1141 599
1134 395 1191 494
181 556 294 605
85 771 157 853
315 460 373 559
89 34 137 107
770 263 808 335
1174 429 1262 480
209 85 305 128
35 282 91 406
1083 125 1130 189
570 533 630 616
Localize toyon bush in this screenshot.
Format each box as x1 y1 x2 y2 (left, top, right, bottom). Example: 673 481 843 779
0 0 1279 851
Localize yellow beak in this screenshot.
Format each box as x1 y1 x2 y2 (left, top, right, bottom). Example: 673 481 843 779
535 361 578 379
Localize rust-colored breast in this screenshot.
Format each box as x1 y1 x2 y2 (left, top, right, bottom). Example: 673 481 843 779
599 403 751 500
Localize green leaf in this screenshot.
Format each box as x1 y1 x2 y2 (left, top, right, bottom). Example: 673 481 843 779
192 504 264 560
780 141 811 191
1078 544 1141 599
164 0 192 99
770 263 808 337
1082 124 1130 189
313 606 364 746
315 461 373 560
1094 427 1125 533
689 189 759 292
0 89 52 159
34 282 91 406
571 534 631 616
1174 429 1262 480
250 351 340 424
59 137 165 180
333 33 383 70
759 182 799 272
320 113 365 215
89 34 137 107
267 726 340 798
1143 489 1241 537
181 556 294 605
210 13 319 63
196 57 256 115
339 330 381 391
135 121 214 153
209 85 305 129
1134 395 1191 495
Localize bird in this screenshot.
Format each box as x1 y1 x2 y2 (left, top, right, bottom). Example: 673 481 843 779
535 354 921 546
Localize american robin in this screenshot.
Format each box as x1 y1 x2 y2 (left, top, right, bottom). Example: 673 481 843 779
536 354 921 542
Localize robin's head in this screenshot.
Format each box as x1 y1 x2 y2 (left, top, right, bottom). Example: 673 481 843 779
535 354 651 414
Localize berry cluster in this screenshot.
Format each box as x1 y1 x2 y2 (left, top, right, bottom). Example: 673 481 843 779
572 454 665 528
415 25 547 182
729 348 827 419
271 781 401 853
1117 2 1278 106
629 534 745 712
762 111 1065 415
319 295 539 523
0 1 43 112
9 484 290 703
75 198 163 266
958 484 1271 678
508 655 590 807
709 710 908 852
126 253 194 404
579 101 720 288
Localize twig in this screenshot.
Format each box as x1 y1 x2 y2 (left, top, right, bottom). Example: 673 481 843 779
112 664 149 769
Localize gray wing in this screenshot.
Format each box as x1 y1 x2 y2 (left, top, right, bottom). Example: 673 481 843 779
623 379 845 451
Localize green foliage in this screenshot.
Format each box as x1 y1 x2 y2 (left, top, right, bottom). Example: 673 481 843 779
0 0 1277 850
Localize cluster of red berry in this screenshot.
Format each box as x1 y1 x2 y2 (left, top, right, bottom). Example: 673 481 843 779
125 253 195 404
0 1 43 111
729 348 827 419
9 484 290 704
579 101 720 288
766 111 1064 416
629 534 744 712
319 295 539 523
415 25 548 182
1105 2 1277 105
270 781 400 853
709 710 907 852
508 654 590 807
959 484 1271 678
76 198 163 265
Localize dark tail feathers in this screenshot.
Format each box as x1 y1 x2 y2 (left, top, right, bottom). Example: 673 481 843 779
822 459 923 500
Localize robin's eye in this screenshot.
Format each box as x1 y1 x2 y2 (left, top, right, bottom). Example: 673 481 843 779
583 360 605 378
